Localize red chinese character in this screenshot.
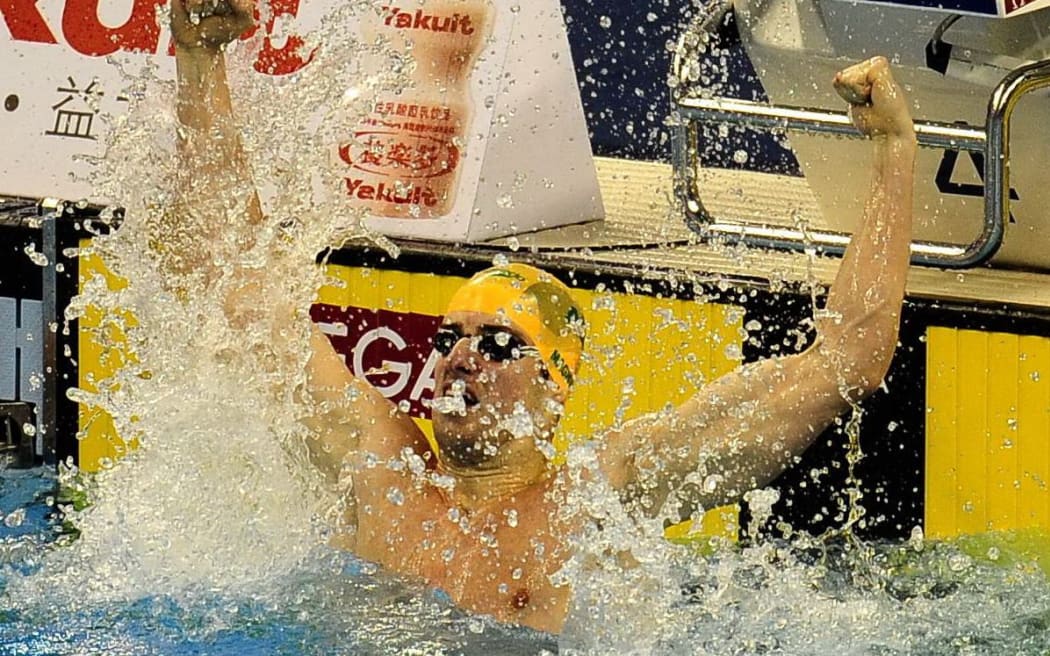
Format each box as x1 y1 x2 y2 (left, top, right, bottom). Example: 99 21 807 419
386 142 414 168
414 144 440 171
360 136 385 166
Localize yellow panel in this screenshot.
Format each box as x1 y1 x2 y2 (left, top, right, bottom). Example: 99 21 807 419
1018 336 1050 528
986 332 1019 529
378 269 411 314
925 326 958 539
406 269 446 317
926 327 1050 539
955 330 988 534
77 241 137 473
350 264 381 310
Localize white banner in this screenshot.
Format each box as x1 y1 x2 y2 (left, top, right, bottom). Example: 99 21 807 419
0 0 604 241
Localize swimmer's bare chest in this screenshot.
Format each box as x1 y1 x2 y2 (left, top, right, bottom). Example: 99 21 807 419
349 468 571 633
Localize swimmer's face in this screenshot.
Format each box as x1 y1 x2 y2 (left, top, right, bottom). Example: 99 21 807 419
431 310 565 469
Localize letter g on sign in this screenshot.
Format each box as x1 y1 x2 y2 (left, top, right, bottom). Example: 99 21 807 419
353 327 413 397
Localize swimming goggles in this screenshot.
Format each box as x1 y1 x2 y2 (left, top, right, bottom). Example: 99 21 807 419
432 328 541 363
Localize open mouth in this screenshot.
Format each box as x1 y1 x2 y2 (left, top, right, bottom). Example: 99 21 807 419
432 381 480 415
461 387 479 408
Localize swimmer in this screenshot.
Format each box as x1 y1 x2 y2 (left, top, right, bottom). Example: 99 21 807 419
170 0 916 634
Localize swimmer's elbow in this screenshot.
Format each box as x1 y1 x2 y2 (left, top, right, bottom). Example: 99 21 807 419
809 334 894 402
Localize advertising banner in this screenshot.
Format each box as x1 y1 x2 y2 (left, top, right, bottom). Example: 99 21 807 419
0 0 603 241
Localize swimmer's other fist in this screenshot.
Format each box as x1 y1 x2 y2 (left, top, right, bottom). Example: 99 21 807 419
833 56 914 140
171 0 256 52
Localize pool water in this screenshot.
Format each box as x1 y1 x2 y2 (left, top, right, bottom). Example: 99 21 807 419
8 465 1050 655
0 467 557 655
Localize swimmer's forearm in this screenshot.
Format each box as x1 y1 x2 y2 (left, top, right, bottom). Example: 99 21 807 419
173 47 264 236
175 49 235 135
819 133 916 394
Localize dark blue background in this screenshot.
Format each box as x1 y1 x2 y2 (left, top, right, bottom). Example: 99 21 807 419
560 0 796 172
561 0 696 161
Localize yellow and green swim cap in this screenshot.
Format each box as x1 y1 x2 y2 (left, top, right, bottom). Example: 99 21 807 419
445 263 585 393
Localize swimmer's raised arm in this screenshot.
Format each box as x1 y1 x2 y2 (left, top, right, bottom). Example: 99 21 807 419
600 57 917 521
169 2 416 488
170 0 264 273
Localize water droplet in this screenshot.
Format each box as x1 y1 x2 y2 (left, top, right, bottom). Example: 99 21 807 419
908 525 924 550
3 508 26 528
386 487 405 506
947 553 972 572
723 343 743 360
23 244 48 267
598 15 612 28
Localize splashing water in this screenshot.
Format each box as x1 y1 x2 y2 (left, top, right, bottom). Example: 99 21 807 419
5 0 411 613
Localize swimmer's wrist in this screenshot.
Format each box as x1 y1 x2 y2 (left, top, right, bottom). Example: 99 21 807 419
872 130 916 157
175 41 227 60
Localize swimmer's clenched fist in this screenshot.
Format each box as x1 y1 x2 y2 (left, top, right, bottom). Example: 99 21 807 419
171 0 256 52
833 56 914 140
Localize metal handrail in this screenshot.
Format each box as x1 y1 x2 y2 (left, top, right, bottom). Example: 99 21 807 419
672 58 1050 269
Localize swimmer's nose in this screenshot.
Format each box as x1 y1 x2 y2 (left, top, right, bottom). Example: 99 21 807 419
446 337 481 374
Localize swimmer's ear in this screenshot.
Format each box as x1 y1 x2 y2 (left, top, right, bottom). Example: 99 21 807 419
534 364 562 399
548 372 569 405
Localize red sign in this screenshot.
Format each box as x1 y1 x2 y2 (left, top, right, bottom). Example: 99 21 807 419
310 303 442 419
0 0 311 74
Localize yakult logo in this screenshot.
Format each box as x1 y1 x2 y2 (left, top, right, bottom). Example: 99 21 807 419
381 5 476 34
0 0 310 74
311 303 442 418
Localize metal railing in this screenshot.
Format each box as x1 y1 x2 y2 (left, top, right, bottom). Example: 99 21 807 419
671 49 1050 268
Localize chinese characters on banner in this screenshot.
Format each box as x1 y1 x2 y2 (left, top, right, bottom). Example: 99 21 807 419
44 77 130 141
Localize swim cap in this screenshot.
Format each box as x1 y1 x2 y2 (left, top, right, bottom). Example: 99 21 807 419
444 263 585 393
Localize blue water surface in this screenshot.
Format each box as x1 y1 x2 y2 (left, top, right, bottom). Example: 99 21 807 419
0 467 557 656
